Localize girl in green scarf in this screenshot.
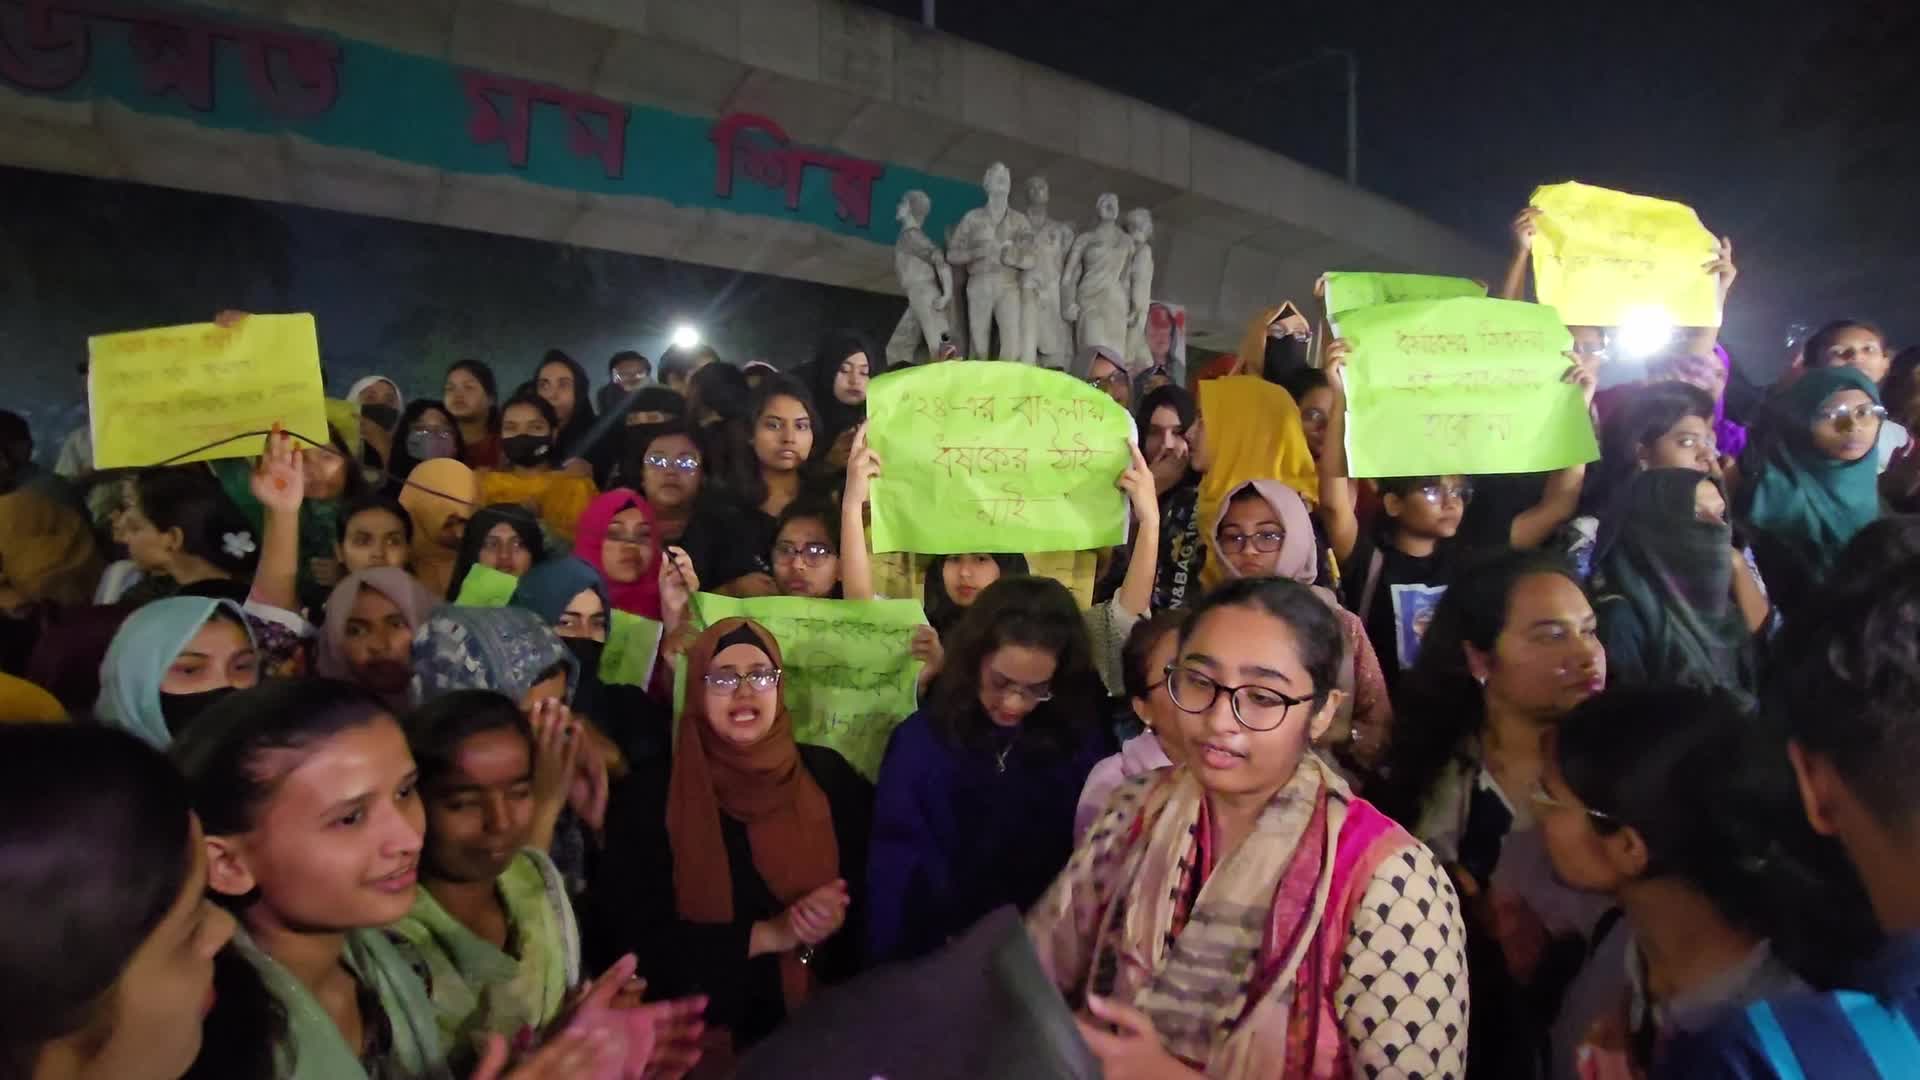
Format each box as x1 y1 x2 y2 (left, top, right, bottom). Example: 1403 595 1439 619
1593 468 1756 702
392 689 709 1076
172 677 451 1080
1734 366 1884 620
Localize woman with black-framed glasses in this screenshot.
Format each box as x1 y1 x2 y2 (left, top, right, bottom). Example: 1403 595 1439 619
1029 577 1467 1078
594 618 872 1055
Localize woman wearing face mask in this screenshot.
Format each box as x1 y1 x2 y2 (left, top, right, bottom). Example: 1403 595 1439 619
1028 578 1468 1079
316 568 440 713
348 375 405 482
1073 609 1187 842
1210 480 1393 780
806 331 884 471
1373 548 1607 1079
447 505 546 602
393 689 706 1076
96 597 260 749
630 426 704 545
0 725 240 1080
398 459 479 599
509 556 672 769
479 392 598 544
595 619 872 1058
445 360 502 471
174 680 634 1080
1735 365 1885 622
867 576 1113 965
681 376 823 596
1591 469 1757 701
385 401 467 496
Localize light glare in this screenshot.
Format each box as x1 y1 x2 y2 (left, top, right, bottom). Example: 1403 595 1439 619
670 325 702 350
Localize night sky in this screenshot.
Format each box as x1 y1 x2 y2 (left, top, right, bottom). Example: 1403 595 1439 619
857 0 1919 379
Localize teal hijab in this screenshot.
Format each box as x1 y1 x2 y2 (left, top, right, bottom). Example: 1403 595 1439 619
1737 366 1883 581
95 596 253 749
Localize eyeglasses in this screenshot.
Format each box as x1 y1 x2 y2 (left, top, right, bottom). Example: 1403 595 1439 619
773 541 836 566
613 371 652 388
643 453 701 473
1164 665 1309 732
1215 530 1285 554
985 669 1053 705
1529 779 1620 827
480 536 528 556
604 528 650 547
1813 402 1888 428
704 668 782 693
1299 407 1328 426
1572 342 1610 362
1414 482 1475 506
1087 371 1128 390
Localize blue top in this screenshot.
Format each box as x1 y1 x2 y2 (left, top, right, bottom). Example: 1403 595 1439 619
1656 932 1920 1078
865 709 1111 966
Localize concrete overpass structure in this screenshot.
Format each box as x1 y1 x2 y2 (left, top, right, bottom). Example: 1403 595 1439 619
0 0 1496 350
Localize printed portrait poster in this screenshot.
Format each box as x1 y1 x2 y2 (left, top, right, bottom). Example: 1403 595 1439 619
1391 584 1448 671
1145 300 1187 380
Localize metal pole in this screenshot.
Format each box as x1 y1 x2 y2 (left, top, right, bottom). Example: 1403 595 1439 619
1342 51 1358 187
922 0 935 30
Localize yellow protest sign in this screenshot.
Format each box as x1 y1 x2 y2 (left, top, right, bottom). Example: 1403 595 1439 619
326 399 363 457
1529 181 1721 328
88 315 329 469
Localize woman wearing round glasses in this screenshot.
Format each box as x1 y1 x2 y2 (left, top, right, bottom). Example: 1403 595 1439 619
867 575 1113 966
633 424 704 546
1028 577 1467 1078
1734 364 1884 621
595 619 872 1058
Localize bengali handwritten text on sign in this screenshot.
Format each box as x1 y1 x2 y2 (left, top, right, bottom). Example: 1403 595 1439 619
1322 272 1486 319
1338 298 1596 477
87 314 329 469
691 594 928 780
1529 181 1721 328
865 362 1134 554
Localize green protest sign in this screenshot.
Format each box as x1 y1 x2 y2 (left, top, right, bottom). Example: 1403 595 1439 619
690 594 928 779
1338 297 1597 477
454 563 662 688
1322 272 1486 319
604 611 663 687
865 362 1133 555
454 563 520 607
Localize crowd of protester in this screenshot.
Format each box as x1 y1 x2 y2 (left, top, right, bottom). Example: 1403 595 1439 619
3 205 1919 1080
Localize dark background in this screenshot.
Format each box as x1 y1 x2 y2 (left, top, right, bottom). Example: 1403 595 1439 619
6 0 1915 462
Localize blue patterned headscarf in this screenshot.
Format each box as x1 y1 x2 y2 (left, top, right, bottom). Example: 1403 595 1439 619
408 606 577 707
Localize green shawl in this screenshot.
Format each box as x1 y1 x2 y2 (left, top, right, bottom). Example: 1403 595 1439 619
1737 366 1883 581
1595 467 1753 702
386 850 580 1069
235 925 449 1080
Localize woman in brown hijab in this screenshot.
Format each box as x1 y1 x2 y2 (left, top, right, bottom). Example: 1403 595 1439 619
594 618 873 1053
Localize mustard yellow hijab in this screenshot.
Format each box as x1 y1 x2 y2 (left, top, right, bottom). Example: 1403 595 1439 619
1195 375 1319 590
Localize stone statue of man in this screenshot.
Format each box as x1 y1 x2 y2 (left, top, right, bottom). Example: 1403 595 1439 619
946 162 1035 363
1020 176 1075 368
1063 193 1130 358
1123 207 1156 371
884 190 956 368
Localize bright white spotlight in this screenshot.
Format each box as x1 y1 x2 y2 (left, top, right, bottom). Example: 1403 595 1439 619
1614 307 1675 359
670 325 702 351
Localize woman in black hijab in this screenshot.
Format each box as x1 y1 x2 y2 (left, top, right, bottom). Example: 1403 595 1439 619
806 330 885 471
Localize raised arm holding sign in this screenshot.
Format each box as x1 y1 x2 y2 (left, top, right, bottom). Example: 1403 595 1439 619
87 313 329 469
863 362 1134 555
